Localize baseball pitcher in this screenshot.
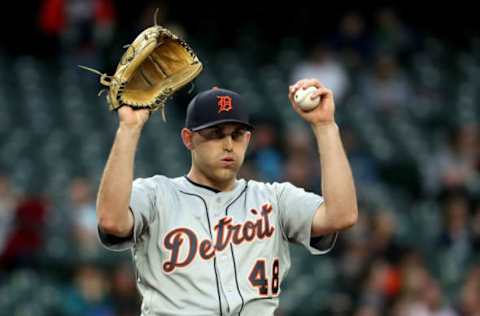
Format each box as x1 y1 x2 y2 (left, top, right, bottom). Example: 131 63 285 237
96 79 358 315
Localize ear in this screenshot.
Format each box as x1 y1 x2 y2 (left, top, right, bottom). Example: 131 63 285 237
245 131 252 145
181 128 194 150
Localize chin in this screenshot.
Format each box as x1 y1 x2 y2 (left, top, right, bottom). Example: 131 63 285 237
213 168 238 182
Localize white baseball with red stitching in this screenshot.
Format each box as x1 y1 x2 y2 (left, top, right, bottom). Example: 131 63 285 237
294 86 320 111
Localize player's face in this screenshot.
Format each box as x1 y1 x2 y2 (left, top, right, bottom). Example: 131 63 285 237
189 123 251 183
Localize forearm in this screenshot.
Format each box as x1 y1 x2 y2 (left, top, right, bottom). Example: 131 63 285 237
96 124 141 235
313 122 358 230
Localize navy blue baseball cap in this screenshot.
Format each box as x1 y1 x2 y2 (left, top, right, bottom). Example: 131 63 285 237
185 87 254 132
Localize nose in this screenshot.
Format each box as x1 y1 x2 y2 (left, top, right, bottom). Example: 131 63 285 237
223 135 233 151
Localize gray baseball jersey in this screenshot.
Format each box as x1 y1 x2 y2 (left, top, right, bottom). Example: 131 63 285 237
98 175 338 316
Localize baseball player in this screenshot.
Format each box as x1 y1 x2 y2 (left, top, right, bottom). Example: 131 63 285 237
96 78 358 315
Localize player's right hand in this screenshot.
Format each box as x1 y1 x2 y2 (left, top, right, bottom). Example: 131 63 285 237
118 106 151 130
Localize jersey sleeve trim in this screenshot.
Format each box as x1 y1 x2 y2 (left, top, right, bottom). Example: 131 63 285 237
97 207 137 251
309 232 339 254
305 201 339 255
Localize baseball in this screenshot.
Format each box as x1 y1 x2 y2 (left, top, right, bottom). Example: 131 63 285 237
294 86 320 111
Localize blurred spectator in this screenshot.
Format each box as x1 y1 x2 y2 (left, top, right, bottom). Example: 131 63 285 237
291 44 350 103
438 191 471 252
0 174 18 255
331 11 373 69
249 119 284 182
392 251 457 316
403 277 458 316
369 211 404 264
471 204 480 252
62 264 114 316
68 177 103 258
342 127 380 186
435 190 472 291
237 161 260 181
284 156 318 192
360 53 412 114
456 265 480 316
336 209 372 311
397 250 429 300
423 124 480 196
0 195 48 268
391 297 412 316
283 125 319 192
110 261 141 316
358 259 399 310
373 8 416 59
354 304 381 316
39 0 116 64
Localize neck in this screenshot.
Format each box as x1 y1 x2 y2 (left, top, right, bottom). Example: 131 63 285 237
187 167 236 192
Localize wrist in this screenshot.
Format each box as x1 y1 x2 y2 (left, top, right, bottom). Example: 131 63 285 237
118 123 143 136
311 121 338 135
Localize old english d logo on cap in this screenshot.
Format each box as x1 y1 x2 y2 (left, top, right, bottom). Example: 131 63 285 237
185 87 254 131
217 95 233 113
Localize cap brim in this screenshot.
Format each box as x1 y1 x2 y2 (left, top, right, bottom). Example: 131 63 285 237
190 119 255 132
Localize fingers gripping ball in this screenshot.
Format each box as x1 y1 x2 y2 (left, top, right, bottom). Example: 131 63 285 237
294 86 320 111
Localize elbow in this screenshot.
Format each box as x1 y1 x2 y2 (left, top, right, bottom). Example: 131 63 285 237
343 205 359 229
344 207 358 228
97 210 132 237
333 205 358 230
98 216 117 235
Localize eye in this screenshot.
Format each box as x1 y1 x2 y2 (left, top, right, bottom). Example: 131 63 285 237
204 129 223 140
231 130 246 140
213 129 225 139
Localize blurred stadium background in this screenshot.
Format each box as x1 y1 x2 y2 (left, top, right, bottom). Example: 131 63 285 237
1 1 480 315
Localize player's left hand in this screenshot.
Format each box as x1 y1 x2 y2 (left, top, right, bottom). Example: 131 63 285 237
288 79 336 126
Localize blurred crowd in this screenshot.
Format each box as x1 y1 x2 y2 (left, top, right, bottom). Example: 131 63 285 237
1 1 480 316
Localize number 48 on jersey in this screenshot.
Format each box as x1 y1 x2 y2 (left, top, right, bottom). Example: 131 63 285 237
248 258 280 296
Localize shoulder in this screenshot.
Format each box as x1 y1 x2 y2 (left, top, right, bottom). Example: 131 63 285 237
246 179 296 194
133 175 179 191
247 180 317 202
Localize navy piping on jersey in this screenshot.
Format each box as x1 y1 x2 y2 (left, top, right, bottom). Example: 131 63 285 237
225 182 249 315
184 176 221 193
179 190 223 316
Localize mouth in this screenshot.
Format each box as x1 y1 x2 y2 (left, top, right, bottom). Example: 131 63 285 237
220 156 235 166
221 156 234 162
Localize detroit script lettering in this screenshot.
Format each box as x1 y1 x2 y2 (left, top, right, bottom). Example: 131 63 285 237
163 203 275 273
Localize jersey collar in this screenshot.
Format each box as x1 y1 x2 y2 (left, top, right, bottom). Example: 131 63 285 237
184 176 221 193
182 175 245 198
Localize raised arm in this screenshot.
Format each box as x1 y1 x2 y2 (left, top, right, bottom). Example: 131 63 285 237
96 107 150 237
288 79 358 237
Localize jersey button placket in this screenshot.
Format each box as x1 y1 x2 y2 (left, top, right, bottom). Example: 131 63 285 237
214 197 237 309
219 251 228 262
207 197 230 313
214 197 223 217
